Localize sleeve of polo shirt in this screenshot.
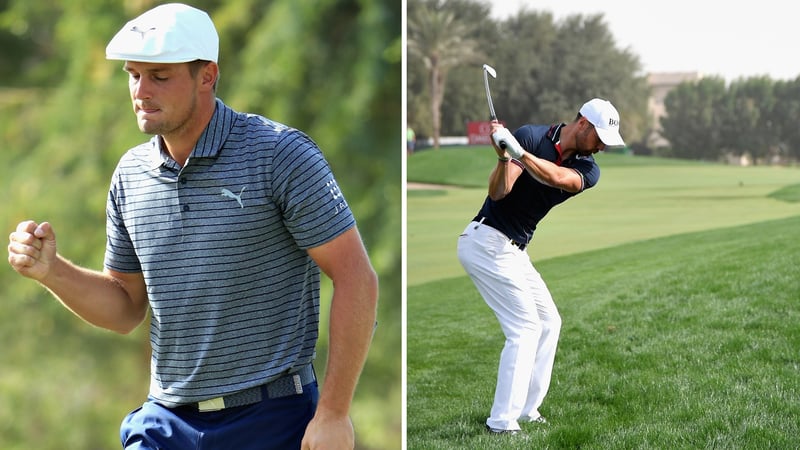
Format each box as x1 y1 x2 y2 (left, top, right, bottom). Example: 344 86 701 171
104 171 142 273
571 158 601 191
270 128 356 249
512 125 544 155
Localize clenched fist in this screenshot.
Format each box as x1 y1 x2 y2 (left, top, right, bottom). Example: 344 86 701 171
8 220 58 282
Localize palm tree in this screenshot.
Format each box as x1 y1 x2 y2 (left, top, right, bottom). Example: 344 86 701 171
408 0 482 148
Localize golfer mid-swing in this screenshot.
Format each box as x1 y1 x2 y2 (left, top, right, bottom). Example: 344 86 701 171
458 98 624 435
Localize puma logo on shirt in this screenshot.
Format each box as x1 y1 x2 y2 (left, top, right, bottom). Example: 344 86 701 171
221 187 246 208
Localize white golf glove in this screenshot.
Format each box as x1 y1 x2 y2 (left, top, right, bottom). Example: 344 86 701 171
491 127 526 159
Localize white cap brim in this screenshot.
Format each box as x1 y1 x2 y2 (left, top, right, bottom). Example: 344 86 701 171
596 127 625 147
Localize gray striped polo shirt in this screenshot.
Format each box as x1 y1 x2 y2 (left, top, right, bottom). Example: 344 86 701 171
104 99 355 407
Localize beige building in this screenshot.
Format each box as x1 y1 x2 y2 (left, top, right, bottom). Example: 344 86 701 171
647 72 702 148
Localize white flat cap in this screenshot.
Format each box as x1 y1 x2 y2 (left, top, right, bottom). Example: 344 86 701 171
106 3 218 63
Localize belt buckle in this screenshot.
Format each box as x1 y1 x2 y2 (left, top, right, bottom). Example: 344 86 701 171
197 365 312 410
197 396 226 412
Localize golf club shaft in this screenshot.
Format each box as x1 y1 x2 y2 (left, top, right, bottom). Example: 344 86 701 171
483 71 497 121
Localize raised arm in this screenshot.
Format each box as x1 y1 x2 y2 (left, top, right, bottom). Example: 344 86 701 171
487 157 524 201
8 220 149 334
487 121 523 200
491 123 584 193
515 154 585 193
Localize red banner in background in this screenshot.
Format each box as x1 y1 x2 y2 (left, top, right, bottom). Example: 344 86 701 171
467 121 504 145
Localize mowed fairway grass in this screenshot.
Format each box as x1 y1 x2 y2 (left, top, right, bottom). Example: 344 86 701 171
406 147 800 449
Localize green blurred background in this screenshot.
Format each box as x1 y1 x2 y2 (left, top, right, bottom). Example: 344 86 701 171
0 0 401 448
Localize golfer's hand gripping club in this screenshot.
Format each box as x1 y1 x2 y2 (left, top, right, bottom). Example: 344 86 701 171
492 127 526 159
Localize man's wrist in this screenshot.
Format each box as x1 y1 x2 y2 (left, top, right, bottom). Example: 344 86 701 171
498 156 510 162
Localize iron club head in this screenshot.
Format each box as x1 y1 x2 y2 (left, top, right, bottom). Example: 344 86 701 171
482 64 496 78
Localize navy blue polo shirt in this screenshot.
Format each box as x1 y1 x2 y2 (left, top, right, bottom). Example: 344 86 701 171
473 123 600 245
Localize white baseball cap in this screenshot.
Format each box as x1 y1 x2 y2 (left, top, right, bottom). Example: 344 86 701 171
579 98 625 147
106 3 218 63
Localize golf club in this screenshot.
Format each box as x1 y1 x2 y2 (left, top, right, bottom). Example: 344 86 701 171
481 64 525 157
482 64 497 121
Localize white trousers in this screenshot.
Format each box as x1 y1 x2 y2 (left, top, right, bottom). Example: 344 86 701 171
457 221 561 431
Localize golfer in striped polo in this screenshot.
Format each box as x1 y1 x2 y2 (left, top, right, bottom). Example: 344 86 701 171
7 4 378 449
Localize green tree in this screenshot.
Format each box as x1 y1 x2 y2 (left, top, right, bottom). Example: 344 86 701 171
408 0 482 148
726 77 777 163
408 3 649 145
659 75 800 164
0 0 66 85
497 13 648 140
772 77 800 161
477 10 556 129
661 77 727 160
435 0 493 136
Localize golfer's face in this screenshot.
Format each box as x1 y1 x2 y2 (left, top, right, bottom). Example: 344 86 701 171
123 61 198 136
577 119 605 155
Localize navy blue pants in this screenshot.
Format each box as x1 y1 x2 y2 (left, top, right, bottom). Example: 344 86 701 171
120 382 318 450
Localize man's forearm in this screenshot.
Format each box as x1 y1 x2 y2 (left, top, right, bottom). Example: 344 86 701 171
488 159 518 200
317 270 379 416
518 153 582 193
41 255 147 334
